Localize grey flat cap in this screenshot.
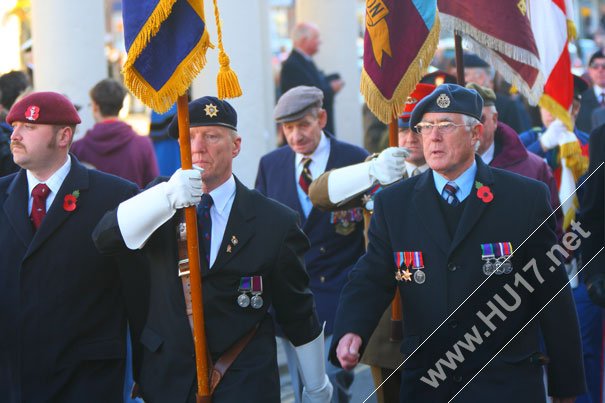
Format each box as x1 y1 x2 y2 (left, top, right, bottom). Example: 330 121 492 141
274 86 324 123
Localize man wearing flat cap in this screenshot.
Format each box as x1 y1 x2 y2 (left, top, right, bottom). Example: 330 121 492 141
256 85 367 402
94 96 332 402
330 84 585 402
0 92 146 402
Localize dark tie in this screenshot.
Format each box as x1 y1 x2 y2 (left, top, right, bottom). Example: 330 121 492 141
299 157 313 195
442 182 460 206
197 194 214 264
31 183 50 230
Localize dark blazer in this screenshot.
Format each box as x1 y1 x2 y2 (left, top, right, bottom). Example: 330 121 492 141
581 125 605 283
93 178 321 403
329 158 585 402
255 135 368 334
577 88 600 134
280 49 337 134
0 157 143 403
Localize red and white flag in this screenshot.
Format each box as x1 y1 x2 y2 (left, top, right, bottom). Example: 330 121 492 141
529 0 575 129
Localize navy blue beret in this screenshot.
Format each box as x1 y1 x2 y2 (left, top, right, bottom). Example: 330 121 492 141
409 84 483 130
168 96 237 139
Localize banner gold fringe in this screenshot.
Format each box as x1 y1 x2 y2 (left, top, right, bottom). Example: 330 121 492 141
538 94 572 131
563 196 579 231
212 0 242 99
567 19 577 40
560 141 588 181
124 30 210 113
361 15 440 124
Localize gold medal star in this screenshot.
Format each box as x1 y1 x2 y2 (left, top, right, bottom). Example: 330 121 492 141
402 268 412 282
204 103 219 117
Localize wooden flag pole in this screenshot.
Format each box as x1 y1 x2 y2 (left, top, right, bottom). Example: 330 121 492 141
454 34 465 86
388 119 403 341
176 94 211 402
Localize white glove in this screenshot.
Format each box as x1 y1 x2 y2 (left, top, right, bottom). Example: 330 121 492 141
539 119 568 150
166 168 203 209
293 328 333 403
117 169 202 249
368 147 409 185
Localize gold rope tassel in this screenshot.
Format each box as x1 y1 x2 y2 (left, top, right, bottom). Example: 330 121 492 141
560 141 588 181
212 0 242 99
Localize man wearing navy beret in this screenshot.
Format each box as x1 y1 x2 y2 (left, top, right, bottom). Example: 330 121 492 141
0 92 145 402
94 96 332 402
330 84 585 402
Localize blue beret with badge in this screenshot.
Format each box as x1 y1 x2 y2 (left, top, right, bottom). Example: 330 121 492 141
409 84 484 130
168 96 237 139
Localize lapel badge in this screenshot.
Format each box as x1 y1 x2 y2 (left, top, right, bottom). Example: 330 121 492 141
226 245 232 253
231 235 238 246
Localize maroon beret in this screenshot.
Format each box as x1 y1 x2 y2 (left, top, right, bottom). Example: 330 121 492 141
6 91 81 126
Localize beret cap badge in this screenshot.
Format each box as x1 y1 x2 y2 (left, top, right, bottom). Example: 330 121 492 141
25 105 40 121
436 94 451 109
204 103 219 118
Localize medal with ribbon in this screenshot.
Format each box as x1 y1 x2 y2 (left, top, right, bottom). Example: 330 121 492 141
237 277 252 307
394 252 411 282
250 276 264 309
410 251 425 284
481 242 513 275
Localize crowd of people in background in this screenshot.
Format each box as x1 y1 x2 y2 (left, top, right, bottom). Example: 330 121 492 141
0 20 604 403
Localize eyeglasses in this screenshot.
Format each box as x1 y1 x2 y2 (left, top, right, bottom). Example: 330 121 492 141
413 122 469 136
590 63 605 70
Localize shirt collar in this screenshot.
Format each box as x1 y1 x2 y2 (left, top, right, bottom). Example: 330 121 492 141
294 47 313 61
208 175 236 217
405 161 428 177
594 85 605 98
480 141 495 165
27 155 71 196
295 132 329 167
432 159 477 201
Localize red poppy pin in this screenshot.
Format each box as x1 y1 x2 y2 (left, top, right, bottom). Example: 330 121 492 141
475 181 493 203
63 190 80 212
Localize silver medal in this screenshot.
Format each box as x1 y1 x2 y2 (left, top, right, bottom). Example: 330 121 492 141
250 294 263 309
237 293 250 308
494 259 505 275
413 270 426 284
482 260 493 275
501 260 512 274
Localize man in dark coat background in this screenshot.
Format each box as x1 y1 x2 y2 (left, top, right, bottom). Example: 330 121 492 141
0 92 146 402
330 84 585 402
280 22 344 135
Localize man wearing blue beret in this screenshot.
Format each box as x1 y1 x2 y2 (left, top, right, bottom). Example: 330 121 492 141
94 96 332 402
329 84 585 402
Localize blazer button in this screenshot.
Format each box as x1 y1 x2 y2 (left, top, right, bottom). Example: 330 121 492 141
449 320 458 329
319 247 326 254
447 263 457 272
320 276 326 283
453 374 462 383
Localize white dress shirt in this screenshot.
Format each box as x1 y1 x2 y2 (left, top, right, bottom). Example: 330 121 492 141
294 132 331 217
27 155 71 215
206 175 236 268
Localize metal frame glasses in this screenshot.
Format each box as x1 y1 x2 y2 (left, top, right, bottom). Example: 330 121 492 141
413 122 469 136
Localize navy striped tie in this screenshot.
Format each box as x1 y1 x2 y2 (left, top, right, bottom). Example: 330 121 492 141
442 182 460 206
197 194 214 264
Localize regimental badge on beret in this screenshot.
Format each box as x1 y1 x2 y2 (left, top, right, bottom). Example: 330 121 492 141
25 105 40 121
436 94 450 109
204 103 218 118
405 96 418 105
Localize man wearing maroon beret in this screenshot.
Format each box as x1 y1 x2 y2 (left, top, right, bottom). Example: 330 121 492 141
0 91 147 402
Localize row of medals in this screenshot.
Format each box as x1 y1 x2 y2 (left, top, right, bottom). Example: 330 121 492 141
237 291 263 309
396 266 426 284
483 257 512 275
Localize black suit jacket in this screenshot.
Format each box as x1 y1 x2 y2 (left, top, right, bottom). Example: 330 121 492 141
280 49 337 134
94 177 321 403
329 158 585 402
0 157 143 402
577 88 600 134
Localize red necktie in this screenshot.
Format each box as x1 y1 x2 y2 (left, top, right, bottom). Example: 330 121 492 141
31 183 50 230
299 157 313 195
